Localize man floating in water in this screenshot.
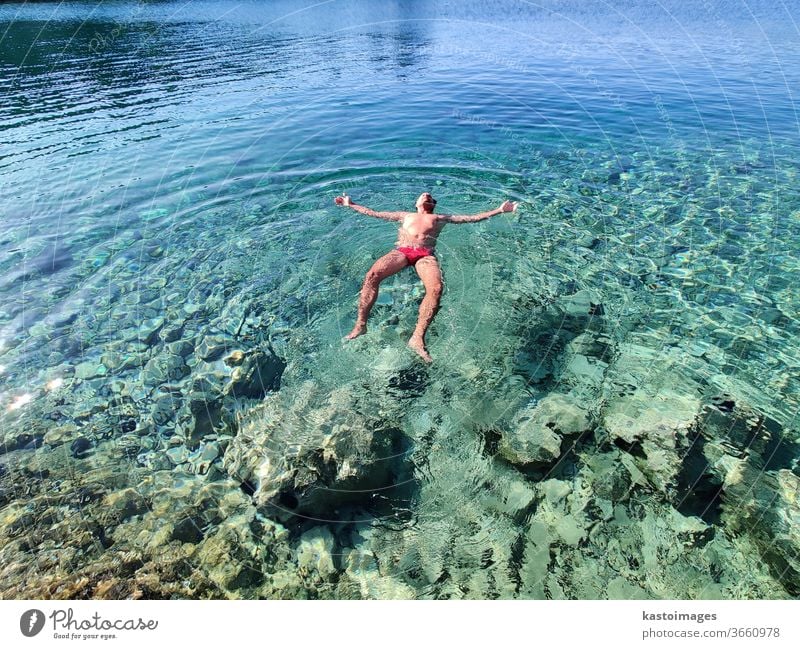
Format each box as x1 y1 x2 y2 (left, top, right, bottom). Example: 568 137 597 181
334 192 518 362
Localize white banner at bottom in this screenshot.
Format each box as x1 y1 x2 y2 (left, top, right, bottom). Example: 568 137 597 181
1 600 797 648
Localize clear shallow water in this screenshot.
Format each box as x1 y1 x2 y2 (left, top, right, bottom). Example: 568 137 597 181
1 0 799 599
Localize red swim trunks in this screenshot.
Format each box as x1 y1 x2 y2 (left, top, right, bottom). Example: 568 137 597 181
396 246 434 265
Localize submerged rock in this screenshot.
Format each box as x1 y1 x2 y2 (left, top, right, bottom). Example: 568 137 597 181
70 437 93 458
99 488 149 526
603 391 700 494
296 526 337 580
187 441 223 475
336 548 416 599
698 395 791 465
141 353 189 386
224 350 245 367
224 381 409 520
138 317 164 344
556 289 603 318
171 516 205 544
498 393 591 466
75 361 107 380
223 347 285 398
166 445 189 466
166 339 194 357
716 465 800 595
100 349 144 373
196 520 264 591
606 576 651 599
159 322 184 343
43 423 79 448
182 376 226 444
604 391 699 445
196 334 232 361
150 391 182 426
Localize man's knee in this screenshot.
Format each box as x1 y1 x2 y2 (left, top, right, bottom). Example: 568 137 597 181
365 270 383 285
427 283 443 300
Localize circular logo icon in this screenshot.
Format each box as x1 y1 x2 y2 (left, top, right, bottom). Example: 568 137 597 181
20 609 45 637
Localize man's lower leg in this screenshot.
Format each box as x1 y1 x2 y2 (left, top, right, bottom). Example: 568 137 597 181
346 276 379 339
408 290 441 361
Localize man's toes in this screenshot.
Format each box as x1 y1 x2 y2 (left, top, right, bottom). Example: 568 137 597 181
345 325 367 340
408 338 432 363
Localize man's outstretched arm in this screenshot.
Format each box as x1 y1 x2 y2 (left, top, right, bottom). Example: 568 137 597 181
334 193 404 222
441 200 518 223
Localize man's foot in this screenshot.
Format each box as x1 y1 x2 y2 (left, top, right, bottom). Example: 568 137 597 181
345 323 367 340
408 336 432 363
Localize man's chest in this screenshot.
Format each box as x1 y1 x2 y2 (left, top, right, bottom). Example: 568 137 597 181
401 215 440 235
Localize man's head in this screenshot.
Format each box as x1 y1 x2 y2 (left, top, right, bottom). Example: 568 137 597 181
416 192 437 212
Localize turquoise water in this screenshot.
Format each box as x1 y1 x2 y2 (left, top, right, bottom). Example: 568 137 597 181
1 0 799 599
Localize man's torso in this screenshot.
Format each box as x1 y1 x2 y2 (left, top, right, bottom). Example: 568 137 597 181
395 212 445 249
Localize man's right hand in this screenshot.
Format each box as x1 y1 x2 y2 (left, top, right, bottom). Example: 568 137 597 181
499 200 518 213
334 193 352 207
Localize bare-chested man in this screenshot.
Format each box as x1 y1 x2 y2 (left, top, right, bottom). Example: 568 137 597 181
334 191 518 362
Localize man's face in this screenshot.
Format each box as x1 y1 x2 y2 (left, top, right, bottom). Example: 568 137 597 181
416 192 436 211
